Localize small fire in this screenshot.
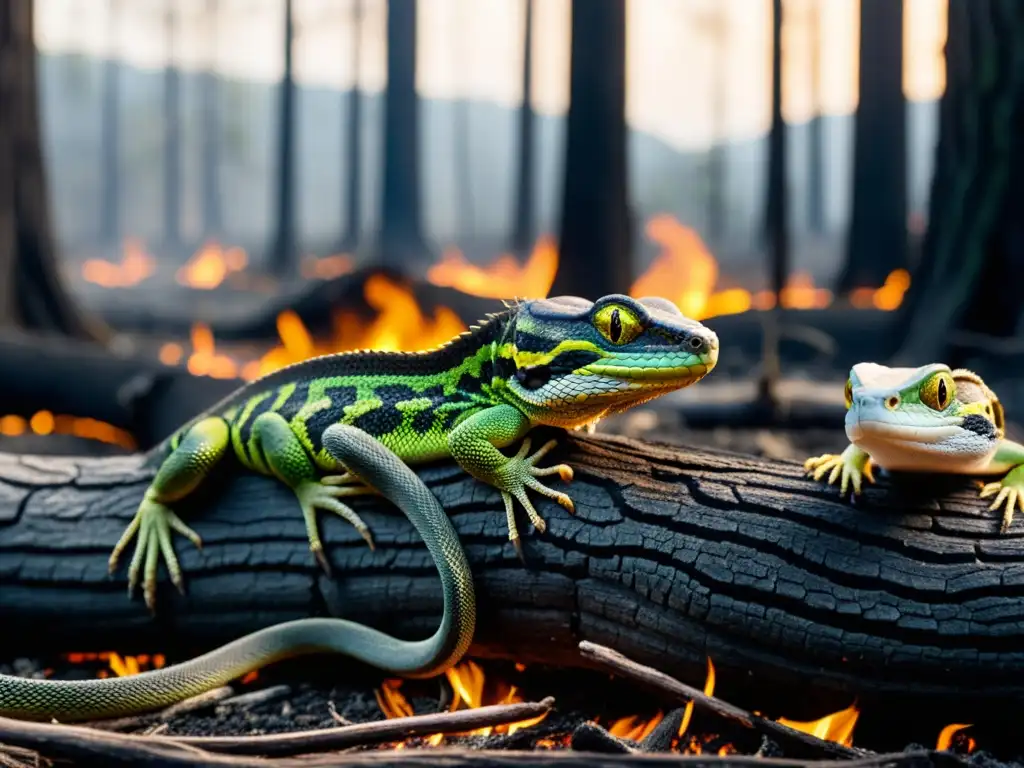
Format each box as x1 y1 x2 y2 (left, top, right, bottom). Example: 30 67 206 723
776 702 860 747
161 274 468 383
64 651 166 679
81 238 156 288
374 660 549 746
0 411 136 450
426 236 559 300
176 241 248 290
629 215 905 319
936 723 975 753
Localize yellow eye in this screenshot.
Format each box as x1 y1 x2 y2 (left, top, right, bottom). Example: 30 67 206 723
920 371 956 411
593 304 643 345
844 379 853 409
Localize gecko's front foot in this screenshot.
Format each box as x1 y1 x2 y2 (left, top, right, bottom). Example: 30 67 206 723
295 480 375 575
108 495 203 612
979 466 1024 533
495 437 574 557
803 444 875 498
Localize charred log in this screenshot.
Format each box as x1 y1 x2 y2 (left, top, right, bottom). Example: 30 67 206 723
0 0 110 342
1 433 1024 723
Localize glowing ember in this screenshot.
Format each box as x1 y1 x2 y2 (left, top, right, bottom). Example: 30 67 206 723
81 238 156 288
849 268 911 310
374 660 548 746
936 723 975 753
301 253 356 280
776 701 860 747
176 241 248 290
426 236 558 300
0 411 136 450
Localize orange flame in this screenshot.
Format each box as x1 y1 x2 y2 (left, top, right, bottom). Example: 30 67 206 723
374 660 549 746
936 723 975 753
776 702 860 747
176 241 248 290
677 657 716 739
426 236 558 300
64 651 166 679
0 411 136 450
81 238 156 288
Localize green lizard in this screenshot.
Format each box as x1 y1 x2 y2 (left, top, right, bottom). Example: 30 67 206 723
804 362 1024 531
0 293 719 722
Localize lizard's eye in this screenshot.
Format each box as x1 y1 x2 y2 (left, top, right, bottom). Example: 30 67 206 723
844 378 853 410
920 371 955 411
593 304 642 346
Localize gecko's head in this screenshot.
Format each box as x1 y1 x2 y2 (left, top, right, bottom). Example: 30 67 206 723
502 294 719 428
844 362 1005 469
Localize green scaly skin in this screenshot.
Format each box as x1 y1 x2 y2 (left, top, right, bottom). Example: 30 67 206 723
804 362 1024 531
0 294 719 722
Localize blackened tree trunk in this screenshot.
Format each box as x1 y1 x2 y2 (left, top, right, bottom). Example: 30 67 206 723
163 2 182 250
895 0 1024 365
339 0 363 252
757 0 787 410
99 0 120 245
200 0 222 237
509 0 534 256
269 0 296 275
376 0 428 270
835 0 907 293
550 0 630 298
0 1 109 342
806 0 825 235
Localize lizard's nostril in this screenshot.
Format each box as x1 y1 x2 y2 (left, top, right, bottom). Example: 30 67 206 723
885 395 900 410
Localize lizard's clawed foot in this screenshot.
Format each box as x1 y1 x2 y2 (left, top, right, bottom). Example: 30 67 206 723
296 480 375 576
497 437 575 559
979 467 1024 533
108 495 202 612
803 451 874 497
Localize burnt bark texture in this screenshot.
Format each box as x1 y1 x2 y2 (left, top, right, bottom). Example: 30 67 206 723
0 0 110 341
509 0 534 256
896 0 1024 365
550 0 631 298
269 0 296 275
835 0 907 294
376 0 428 270
1 432 1023 721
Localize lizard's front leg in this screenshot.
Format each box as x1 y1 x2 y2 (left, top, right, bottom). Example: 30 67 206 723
803 443 875 497
108 416 228 610
448 404 574 557
978 439 1024 533
250 411 374 575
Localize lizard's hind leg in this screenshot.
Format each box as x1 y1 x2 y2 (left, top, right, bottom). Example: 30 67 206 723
109 416 229 610
250 411 375 575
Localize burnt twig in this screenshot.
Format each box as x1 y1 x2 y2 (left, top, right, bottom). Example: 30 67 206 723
578 642 864 760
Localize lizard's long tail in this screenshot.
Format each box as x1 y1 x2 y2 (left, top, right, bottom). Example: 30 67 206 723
0 425 476 722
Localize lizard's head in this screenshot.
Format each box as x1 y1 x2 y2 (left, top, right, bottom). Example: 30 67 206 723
844 362 1004 470
501 294 719 429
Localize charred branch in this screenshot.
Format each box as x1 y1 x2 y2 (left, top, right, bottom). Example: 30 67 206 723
2 434 1024 724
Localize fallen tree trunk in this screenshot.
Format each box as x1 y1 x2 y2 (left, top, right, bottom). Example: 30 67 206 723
0 432 1020 721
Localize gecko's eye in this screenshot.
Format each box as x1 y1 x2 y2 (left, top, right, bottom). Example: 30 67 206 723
593 304 642 346
843 379 853 409
920 371 955 411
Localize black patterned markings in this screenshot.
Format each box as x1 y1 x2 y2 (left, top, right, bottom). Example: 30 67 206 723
237 393 280 457
406 384 447 434
305 385 358 455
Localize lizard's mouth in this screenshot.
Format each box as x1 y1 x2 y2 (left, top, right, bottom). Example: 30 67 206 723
846 419 964 445
584 347 719 385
